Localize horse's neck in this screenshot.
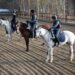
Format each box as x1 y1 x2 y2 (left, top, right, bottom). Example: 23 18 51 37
41 28 50 35
41 28 52 40
40 28 53 46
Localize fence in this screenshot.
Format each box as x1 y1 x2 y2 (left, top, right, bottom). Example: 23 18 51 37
17 11 75 24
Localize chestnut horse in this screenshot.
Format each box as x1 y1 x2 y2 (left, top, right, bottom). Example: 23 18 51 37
19 22 32 51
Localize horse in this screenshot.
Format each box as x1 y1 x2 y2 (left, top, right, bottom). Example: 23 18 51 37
36 26 75 63
19 22 32 51
0 18 18 41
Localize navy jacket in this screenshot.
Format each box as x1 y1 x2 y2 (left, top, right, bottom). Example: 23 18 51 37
51 19 61 30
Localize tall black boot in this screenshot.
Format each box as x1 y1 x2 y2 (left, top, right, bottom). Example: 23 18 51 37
55 37 59 46
52 38 57 47
52 37 59 47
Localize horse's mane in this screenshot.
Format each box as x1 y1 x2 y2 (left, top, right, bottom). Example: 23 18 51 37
39 24 50 30
1 17 6 20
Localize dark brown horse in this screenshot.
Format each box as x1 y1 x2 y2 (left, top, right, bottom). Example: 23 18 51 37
19 22 32 51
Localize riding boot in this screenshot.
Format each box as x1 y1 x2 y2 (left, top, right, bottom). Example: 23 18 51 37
57 39 59 45
55 37 59 46
52 38 59 47
52 38 57 47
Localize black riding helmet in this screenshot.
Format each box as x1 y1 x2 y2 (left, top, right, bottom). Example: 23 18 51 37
51 15 57 20
30 10 35 13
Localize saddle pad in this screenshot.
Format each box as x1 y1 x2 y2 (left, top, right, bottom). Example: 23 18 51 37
58 32 65 42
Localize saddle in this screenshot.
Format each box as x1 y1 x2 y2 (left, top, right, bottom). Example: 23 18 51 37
41 24 65 42
51 31 65 47
52 31 65 43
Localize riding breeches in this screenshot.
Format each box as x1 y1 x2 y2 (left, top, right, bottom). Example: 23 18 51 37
30 23 36 38
27 21 36 38
53 29 60 39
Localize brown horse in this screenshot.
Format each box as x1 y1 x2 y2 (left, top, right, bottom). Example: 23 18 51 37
19 22 32 51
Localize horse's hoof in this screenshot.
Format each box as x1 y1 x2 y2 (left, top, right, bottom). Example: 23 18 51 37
70 58 73 61
46 59 49 63
41 43 45 46
50 60 53 63
26 49 29 52
7 40 10 42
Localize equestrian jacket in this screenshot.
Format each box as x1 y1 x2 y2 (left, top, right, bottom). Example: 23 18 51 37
51 19 61 29
30 15 37 24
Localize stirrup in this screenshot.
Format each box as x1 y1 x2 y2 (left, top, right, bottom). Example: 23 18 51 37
53 43 56 47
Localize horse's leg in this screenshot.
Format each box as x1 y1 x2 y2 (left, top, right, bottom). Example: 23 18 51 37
50 47 53 63
25 38 29 51
19 33 22 39
69 44 74 61
5 34 8 37
7 34 10 41
46 46 53 63
46 48 50 63
8 34 12 42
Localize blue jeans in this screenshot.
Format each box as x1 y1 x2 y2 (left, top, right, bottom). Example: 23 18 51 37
53 29 60 39
30 23 36 38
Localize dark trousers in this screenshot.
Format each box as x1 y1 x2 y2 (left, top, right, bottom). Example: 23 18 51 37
11 22 17 31
53 29 60 38
53 29 60 44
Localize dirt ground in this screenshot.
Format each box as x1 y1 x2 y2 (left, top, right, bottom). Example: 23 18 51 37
0 21 75 75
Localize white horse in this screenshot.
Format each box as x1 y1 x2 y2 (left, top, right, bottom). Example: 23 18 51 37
36 27 75 63
0 19 16 41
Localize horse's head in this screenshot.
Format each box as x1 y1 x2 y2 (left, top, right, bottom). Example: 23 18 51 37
0 17 7 26
36 25 51 38
0 18 10 27
36 26 46 38
36 26 41 37
0 17 6 25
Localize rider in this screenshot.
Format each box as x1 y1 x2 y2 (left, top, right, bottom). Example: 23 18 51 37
27 10 37 38
49 15 61 46
11 12 17 31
